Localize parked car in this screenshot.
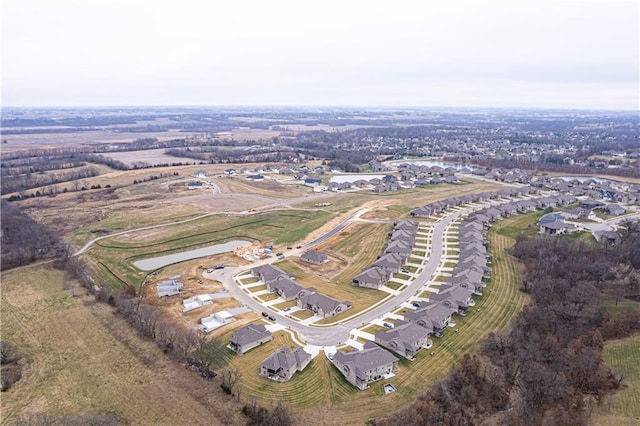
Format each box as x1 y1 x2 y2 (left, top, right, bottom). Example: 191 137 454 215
412 302 421 308
383 322 393 328
214 265 225 270
401 269 410 274
261 312 268 317
268 315 276 321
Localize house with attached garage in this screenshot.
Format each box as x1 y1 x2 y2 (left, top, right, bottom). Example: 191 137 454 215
605 204 625 216
297 293 352 318
384 239 413 260
353 266 390 289
267 275 315 302
252 265 315 300
374 319 432 360
404 302 456 336
373 252 405 273
332 341 399 390
252 264 287 285
430 285 475 316
228 324 272 355
260 347 312 382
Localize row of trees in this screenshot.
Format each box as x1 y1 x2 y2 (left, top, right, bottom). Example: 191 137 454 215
1 199 62 270
375 224 640 425
59 252 293 424
1 166 99 195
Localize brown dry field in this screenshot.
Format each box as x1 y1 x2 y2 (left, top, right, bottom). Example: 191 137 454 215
1 263 246 425
12 163 322 246
0 130 201 152
0 122 374 153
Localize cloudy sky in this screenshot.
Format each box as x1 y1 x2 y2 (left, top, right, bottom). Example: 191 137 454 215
2 0 638 109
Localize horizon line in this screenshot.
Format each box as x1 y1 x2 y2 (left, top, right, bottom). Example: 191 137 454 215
2 104 639 112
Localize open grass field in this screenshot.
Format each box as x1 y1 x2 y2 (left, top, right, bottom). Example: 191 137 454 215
0 263 245 426
492 210 546 239
591 335 640 426
83 209 333 290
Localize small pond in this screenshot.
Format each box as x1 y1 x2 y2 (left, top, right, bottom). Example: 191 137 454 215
133 240 251 271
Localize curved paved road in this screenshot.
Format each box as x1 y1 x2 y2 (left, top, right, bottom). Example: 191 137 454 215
209 205 477 346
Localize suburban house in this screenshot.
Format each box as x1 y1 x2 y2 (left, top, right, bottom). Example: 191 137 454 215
332 342 399 390
229 324 272 355
373 252 405 273
394 220 419 233
300 250 328 265
384 239 413 259
267 275 315 302
297 293 352 318
430 285 475 315
304 178 322 187
562 207 595 220
540 221 571 235
374 319 432 360
594 231 622 245
259 347 312 382
353 266 390 289
579 200 605 210
252 264 287 284
404 302 456 336
605 204 625 216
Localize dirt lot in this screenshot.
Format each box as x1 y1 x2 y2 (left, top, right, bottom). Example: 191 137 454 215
140 254 260 337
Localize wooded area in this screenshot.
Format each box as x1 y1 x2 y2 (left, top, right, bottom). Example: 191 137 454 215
0 199 61 270
375 225 640 426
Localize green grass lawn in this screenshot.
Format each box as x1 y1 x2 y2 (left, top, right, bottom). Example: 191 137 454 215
493 210 546 239
385 282 404 291
592 335 640 426
392 273 411 281
290 309 314 320
257 293 279 302
82 210 333 291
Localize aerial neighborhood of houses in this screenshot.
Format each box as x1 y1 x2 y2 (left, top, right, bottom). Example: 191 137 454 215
153 161 640 390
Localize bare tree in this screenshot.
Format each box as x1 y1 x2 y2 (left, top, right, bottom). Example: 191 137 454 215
0 341 19 364
221 367 243 397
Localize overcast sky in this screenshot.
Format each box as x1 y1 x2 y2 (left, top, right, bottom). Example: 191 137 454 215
2 0 638 109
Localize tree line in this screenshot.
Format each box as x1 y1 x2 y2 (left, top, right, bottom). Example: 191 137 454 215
374 222 640 426
0 199 62 270
58 252 292 425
